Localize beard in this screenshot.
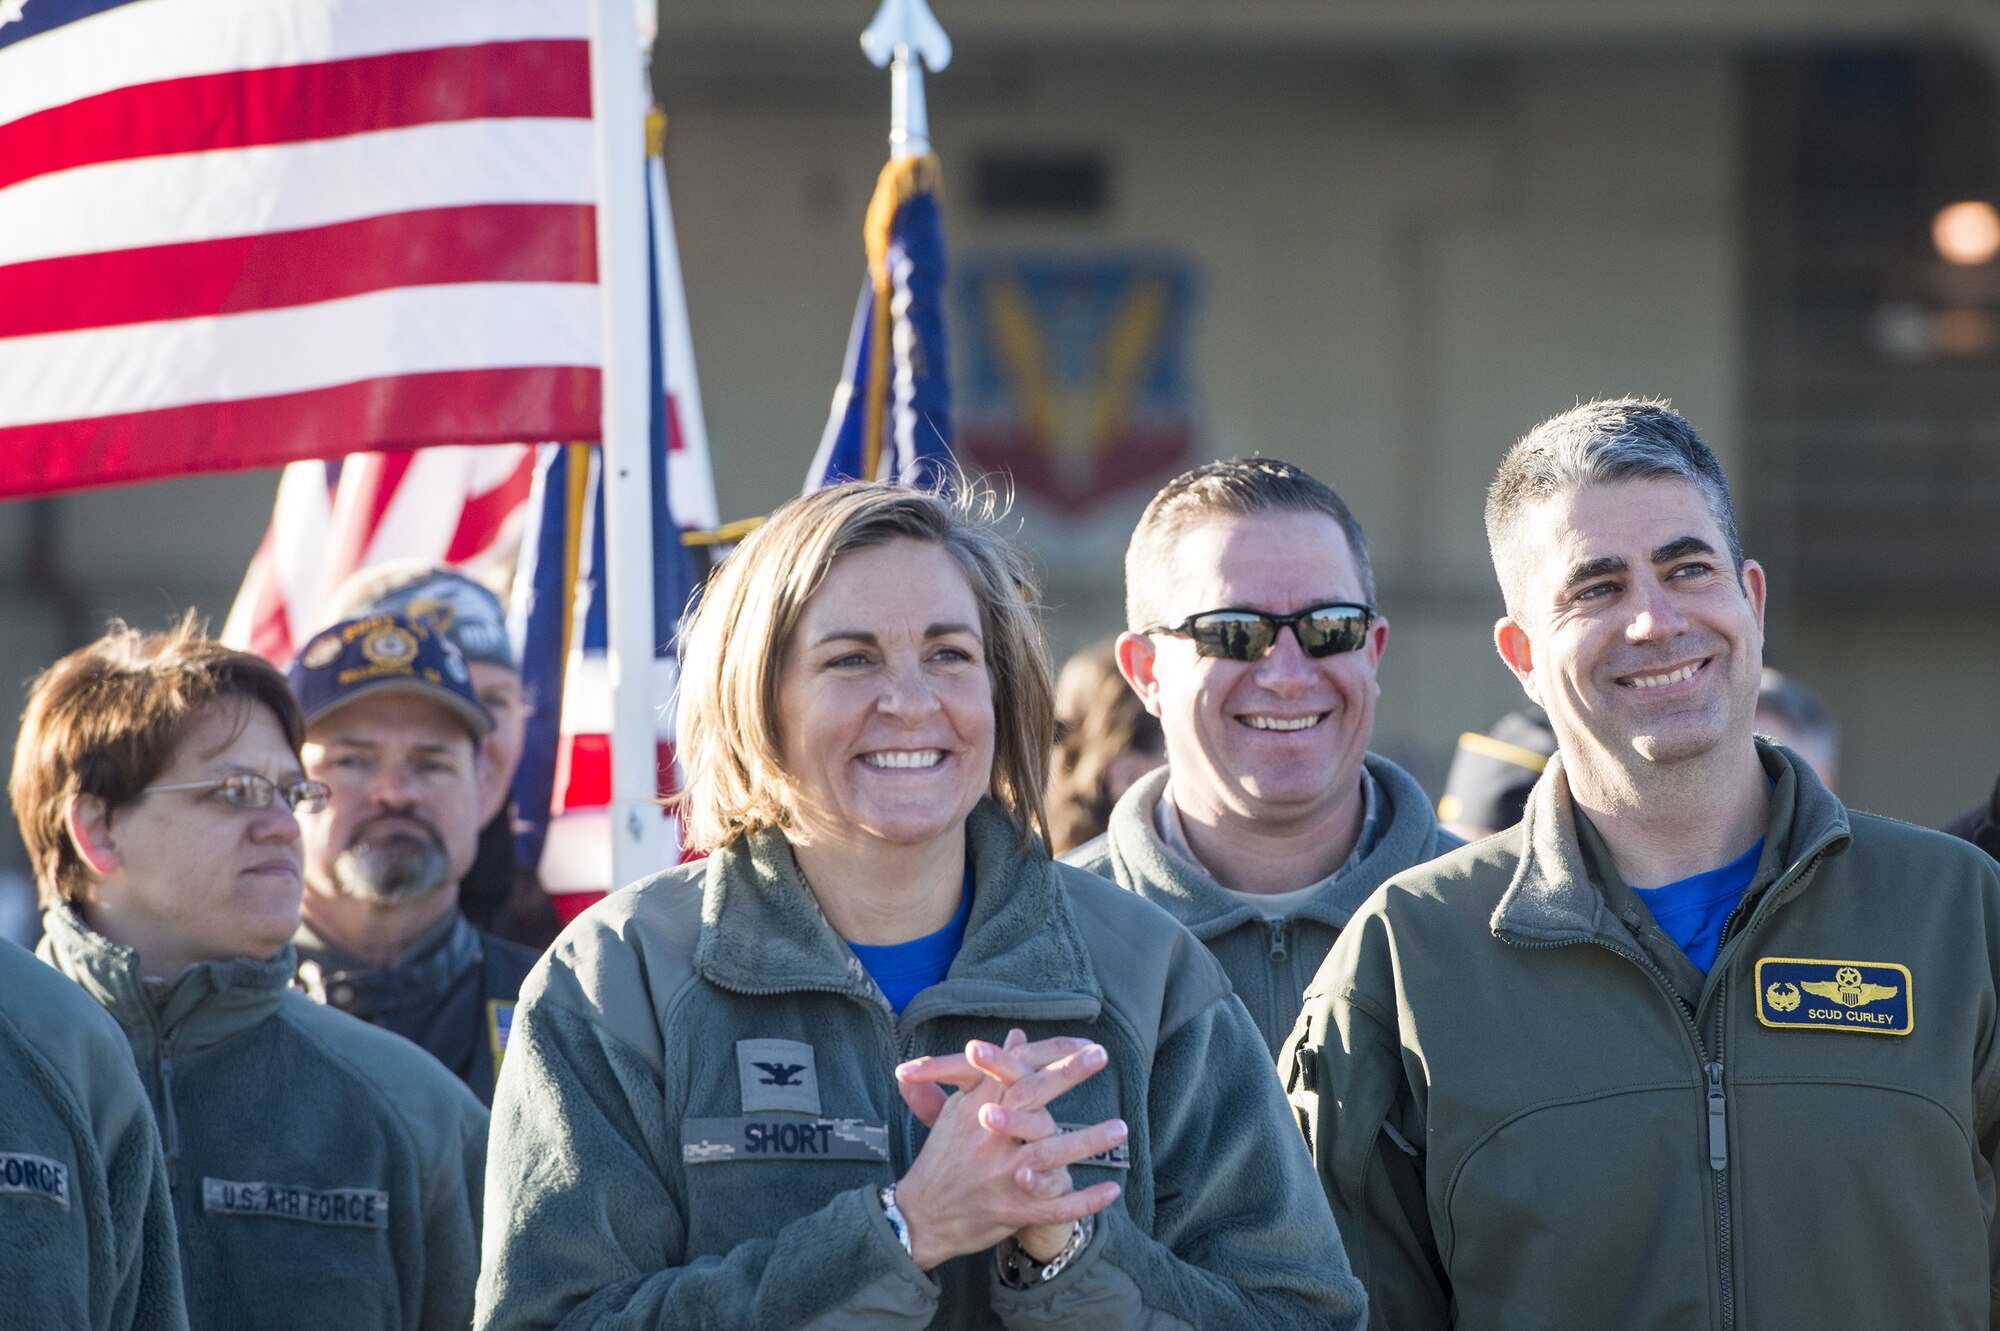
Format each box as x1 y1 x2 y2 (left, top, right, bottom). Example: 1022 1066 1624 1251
331 824 451 903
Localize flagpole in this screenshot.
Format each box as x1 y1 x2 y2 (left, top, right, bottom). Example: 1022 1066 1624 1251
862 0 952 161
588 0 668 890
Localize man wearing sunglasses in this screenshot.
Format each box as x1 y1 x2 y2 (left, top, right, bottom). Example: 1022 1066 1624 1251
287 612 540 1107
16 619 486 1330
1066 458 1459 1056
1284 399 2000 1330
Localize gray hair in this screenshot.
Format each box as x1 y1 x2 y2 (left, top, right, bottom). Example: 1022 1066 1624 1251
1485 399 1743 614
1124 458 1375 629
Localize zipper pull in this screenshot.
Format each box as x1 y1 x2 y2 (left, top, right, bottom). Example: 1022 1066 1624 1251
1704 1060 1727 1171
1268 919 1288 961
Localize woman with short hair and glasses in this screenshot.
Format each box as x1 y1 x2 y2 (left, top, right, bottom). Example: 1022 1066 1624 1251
474 483 1363 1330
16 617 489 1331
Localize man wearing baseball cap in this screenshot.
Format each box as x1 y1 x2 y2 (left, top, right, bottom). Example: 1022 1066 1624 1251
324 561 554 945
288 612 540 1105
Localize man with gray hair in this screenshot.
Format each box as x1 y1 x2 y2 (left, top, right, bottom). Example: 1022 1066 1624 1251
1283 399 2000 1329
1066 458 1458 1057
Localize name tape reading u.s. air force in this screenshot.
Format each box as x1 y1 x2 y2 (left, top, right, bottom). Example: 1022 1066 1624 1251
681 1116 889 1165
202 1178 391 1229
1755 957 1914 1036
0 1152 69 1208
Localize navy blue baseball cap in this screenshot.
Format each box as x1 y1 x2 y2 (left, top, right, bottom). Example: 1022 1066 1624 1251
289 612 493 739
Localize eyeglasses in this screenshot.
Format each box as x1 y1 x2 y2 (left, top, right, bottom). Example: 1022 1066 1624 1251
1143 603 1376 661
141 774 331 815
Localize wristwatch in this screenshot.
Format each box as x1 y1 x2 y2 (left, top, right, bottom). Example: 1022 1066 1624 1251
877 1185 913 1256
996 1215 1094 1289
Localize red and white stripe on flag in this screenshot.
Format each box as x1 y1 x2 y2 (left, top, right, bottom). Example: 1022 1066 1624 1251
0 0 601 498
223 445 536 664
538 652 690 922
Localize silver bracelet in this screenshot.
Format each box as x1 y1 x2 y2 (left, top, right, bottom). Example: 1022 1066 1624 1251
997 1214 1094 1288
877 1185 913 1256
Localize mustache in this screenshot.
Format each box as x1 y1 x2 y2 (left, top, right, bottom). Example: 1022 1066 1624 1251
348 811 445 852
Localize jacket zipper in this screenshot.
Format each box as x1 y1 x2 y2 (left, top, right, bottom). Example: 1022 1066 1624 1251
1504 840 1835 1331
1267 919 1288 961
157 1042 181 1191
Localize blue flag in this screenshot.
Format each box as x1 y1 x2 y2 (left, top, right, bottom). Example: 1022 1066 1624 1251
806 153 955 490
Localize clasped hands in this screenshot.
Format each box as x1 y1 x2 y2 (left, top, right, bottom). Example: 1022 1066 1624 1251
888 1030 1125 1273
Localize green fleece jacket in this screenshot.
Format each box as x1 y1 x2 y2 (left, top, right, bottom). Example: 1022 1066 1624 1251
0 938 186 1331
1282 741 2000 1330
476 800 1364 1330
1067 756 1460 1057
40 905 489 1331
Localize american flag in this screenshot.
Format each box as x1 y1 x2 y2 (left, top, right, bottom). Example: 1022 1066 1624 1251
225 119 717 920
0 0 601 497
222 445 537 663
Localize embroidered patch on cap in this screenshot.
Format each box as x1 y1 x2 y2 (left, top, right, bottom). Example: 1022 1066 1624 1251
737 1038 821 1115
202 1178 390 1229
1756 957 1913 1036
681 1116 889 1165
0 1153 69 1208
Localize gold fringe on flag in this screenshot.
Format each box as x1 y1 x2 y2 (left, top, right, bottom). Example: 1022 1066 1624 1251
859 153 942 484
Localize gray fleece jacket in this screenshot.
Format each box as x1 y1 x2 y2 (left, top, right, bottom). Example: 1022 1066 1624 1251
0 937 186 1331
475 800 1365 1330
1066 756 1460 1056
40 904 489 1331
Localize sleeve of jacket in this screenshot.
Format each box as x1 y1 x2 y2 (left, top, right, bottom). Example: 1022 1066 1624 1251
474 993 940 1330
1281 914 1449 1331
95 1045 189 1331
415 1090 488 1331
990 991 1367 1330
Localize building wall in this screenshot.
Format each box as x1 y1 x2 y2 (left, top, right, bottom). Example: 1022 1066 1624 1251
4 35 1990 905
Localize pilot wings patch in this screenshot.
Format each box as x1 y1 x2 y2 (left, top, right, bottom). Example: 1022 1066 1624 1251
1756 957 1912 1036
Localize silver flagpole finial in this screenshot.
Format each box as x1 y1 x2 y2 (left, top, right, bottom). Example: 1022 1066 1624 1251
860 0 951 159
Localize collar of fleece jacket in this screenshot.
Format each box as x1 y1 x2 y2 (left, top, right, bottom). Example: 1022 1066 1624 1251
38 900 293 1060
1491 738 1853 946
1096 753 1454 939
696 798 1105 1017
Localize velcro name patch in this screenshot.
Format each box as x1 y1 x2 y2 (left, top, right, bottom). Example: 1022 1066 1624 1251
1756 957 1913 1036
1054 1122 1131 1170
202 1177 390 1229
737 1039 820 1115
0 1153 69 1208
682 1115 888 1165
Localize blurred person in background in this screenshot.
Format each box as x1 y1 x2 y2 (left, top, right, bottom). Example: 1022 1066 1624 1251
1754 666 1839 792
1066 459 1459 1057
1047 639 1166 855
326 562 557 947
289 612 540 1106
475 483 1362 1331
1434 708 1556 841
16 620 485 1330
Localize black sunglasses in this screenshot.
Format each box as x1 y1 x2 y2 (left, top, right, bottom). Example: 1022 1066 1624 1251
1143 603 1375 661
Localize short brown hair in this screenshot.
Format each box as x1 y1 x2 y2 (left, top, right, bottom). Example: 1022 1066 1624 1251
676 482 1055 852
1123 458 1375 629
11 617 305 907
